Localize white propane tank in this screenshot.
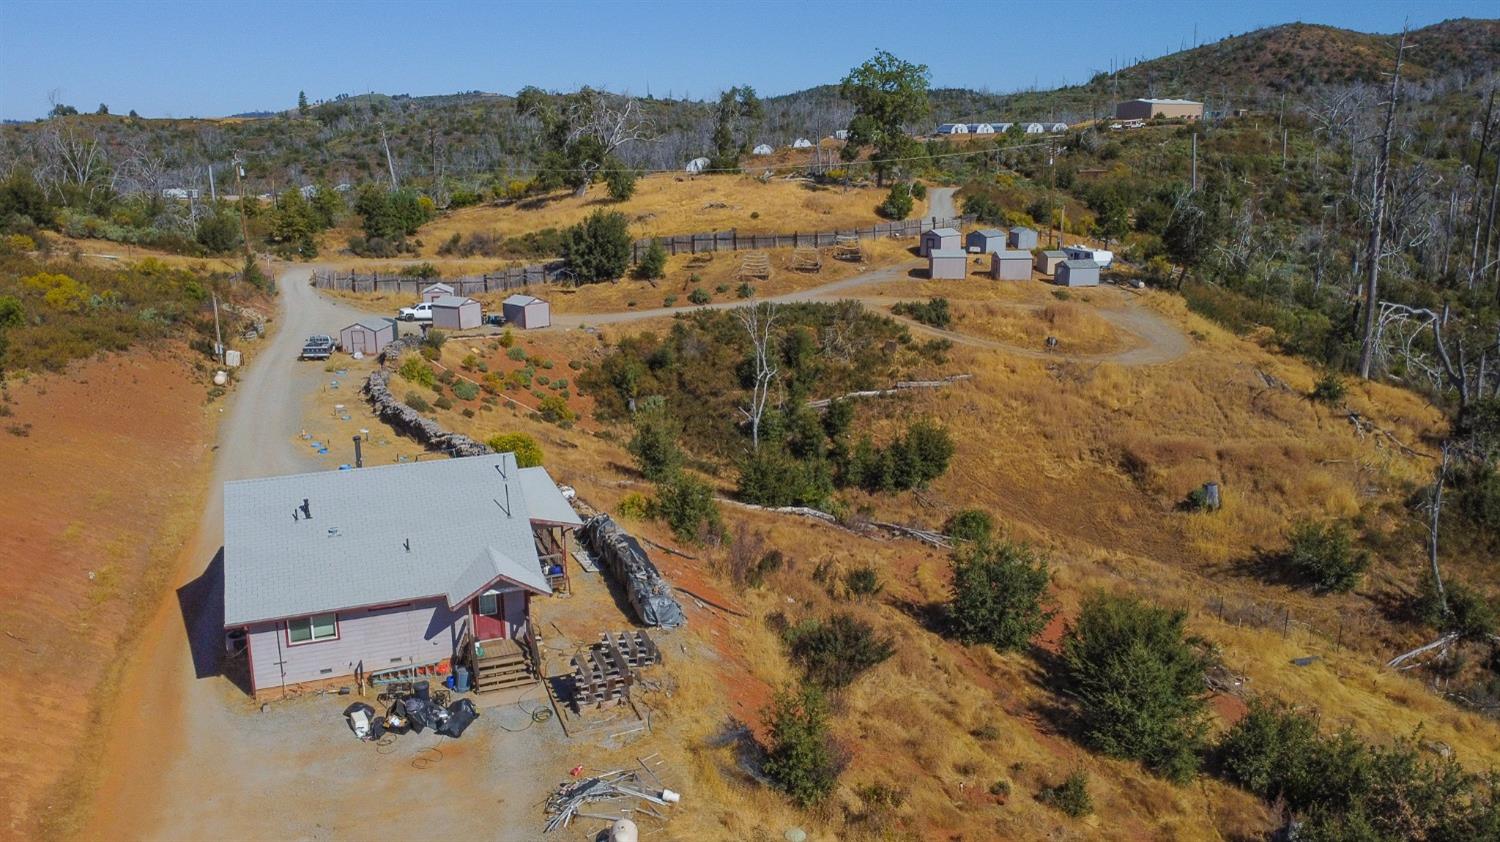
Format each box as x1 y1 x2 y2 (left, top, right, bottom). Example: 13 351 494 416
213 370 228 386
609 818 639 842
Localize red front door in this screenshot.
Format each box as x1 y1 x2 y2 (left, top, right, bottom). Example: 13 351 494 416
473 592 506 639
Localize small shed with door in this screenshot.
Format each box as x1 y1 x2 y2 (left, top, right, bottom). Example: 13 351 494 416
431 295 482 330
920 226 962 257
1056 259 1100 287
967 123 995 134
421 282 455 304
502 294 551 329
990 250 1032 281
1035 249 1068 275
966 228 1007 253
928 249 969 280
1024 123 1046 134
1008 227 1039 250
339 317 397 357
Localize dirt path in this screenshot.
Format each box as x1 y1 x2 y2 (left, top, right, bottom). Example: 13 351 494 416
926 186 957 220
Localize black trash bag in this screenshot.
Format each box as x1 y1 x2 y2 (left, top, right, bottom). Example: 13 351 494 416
343 702 378 740
383 699 413 735
402 696 432 733
438 698 479 738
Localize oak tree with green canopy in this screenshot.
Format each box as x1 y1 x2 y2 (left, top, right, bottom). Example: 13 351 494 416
839 50 931 187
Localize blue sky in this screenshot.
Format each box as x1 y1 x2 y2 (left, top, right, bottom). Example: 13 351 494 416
0 0 1490 119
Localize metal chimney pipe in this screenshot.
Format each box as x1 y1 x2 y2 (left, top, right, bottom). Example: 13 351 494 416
353 435 363 468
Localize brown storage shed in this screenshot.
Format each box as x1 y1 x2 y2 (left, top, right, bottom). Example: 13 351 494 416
339 317 397 357
502 294 551 329
1035 250 1067 275
431 295 482 330
990 250 1032 280
421 282 455 304
920 227 961 257
928 249 969 280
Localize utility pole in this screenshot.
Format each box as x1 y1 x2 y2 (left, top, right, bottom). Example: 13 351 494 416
231 153 253 265
211 291 224 363
1048 142 1058 247
380 121 398 189
1358 28 1411 380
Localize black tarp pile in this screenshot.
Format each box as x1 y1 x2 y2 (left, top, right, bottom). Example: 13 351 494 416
579 515 686 629
343 686 480 741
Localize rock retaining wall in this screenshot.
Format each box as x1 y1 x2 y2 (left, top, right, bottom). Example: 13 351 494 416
364 337 492 458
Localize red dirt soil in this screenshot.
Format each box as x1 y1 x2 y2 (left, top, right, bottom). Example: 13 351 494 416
0 350 215 841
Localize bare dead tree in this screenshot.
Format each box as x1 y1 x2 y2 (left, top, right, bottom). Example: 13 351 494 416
33 122 111 199
1425 442 1451 617
1359 28 1411 380
1467 88 1496 289
1372 301 1500 405
563 92 655 196
735 301 780 451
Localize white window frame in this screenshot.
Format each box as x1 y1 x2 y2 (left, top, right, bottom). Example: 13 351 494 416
477 593 500 617
286 612 338 645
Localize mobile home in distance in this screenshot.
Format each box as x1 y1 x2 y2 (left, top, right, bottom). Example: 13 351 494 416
1063 245 1114 268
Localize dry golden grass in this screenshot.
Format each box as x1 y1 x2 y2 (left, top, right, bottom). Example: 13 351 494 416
378 173 914 260
300 256 1497 840
946 299 1128 355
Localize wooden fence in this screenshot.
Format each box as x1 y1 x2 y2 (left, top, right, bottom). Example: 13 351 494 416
312 260 568 296
313 214 975 296
629 215 974 261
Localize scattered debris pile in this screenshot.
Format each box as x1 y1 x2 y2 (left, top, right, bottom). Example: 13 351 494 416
544 768 677 834
570 631 662 710
342 681 480 742
579 515 686 629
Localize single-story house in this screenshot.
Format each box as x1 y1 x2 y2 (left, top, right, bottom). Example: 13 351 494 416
990 250 1032 280
685 157 710 174
431 295 482 330
421 282 455 304
936 123 969 135
1056 259 1101 287
1024 123 1046 134
792 137 813 148
223 452 583 696
338 317 397 357
1114 98 1203 121
966 228 1007 253
928 249 968 280
967 123 995 134
1035 249 1068 275
1063 245 1115 268
1008 227 1039 250
502 294 550 329
752 144 774 155
920 226 962 257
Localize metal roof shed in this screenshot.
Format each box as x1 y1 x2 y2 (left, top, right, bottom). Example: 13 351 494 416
752 144 774 155
1056 259 1100 287
928 249 969 280
421 282 455 304
936 123 969 135
966 228 1007 253
792 138 813 148
1035 249 1068 275
431 295 482 330
920 226 962 257
338 317 397 357
502 294 551 330
1008 227 1039 250
990 250 1032 280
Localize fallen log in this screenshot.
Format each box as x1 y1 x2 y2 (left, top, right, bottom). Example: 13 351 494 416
806 374 973 409
1387 632 1459 669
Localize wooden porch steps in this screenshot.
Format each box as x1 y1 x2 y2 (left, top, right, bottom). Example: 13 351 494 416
472 638 538 693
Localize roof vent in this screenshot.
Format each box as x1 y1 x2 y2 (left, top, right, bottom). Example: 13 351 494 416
300 498 312 520
327 527 340 538
404 538 411 553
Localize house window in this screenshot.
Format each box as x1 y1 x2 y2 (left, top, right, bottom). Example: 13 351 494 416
287 613 338 644
477 593 500 616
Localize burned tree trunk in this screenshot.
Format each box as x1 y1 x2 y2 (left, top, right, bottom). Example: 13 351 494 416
1358 29 1409 380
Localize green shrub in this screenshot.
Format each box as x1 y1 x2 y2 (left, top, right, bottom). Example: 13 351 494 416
506 345 528 361
628 400 684 481
1215 698 1325 807
737 447 833 508
714 284 729 293
1310 371 1347 404
762 684 841 806
452 380 479 401
688 287 711 305
1416 574 1497 641
1062 593 1208 782
498 328 515 348
434 395 454 410
891 297 951 328
651 473 723 543
1052 289 1071 301
397 354 437 388
949 541 1053 651
663 294 677 307
403 392 431 412
736 282 754 298
944 509 994 543
617 492 650 519
1038 772 1092 818
784 614 894 690
605 164 637 202
878 183 914 220
562 209 632 283
537 393 575 423
485 432 543 466
1284 519 1368 593
635 241 667 280
843 565 883 598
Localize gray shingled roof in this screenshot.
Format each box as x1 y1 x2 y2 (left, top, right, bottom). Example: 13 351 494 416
431 295 475 308
994 250 1031 260
504 293 541 306
1062 259 1099 269
974 228 1006 238
930 249 968 259
346 317 395 333
223 454 575 627
927 227 961 237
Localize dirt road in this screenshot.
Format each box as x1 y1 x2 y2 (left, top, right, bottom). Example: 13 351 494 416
81 268 561 842
926 186 957 220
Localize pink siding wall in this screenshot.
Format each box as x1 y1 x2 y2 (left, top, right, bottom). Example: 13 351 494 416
245 597 468 691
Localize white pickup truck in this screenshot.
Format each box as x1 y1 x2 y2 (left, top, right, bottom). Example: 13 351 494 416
398 302 434 322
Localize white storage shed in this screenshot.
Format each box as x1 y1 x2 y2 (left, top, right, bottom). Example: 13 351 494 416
339 317 397 357
990 250 1032 281
966 228 1007 253
920 227 962 257
502 294 551 329
431 295 482 330
1056 259 1101 287
928 249 969 280
1008 227 1039 250
421 282 455 304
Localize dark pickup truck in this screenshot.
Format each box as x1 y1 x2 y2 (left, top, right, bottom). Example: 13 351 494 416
300 334 336 360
